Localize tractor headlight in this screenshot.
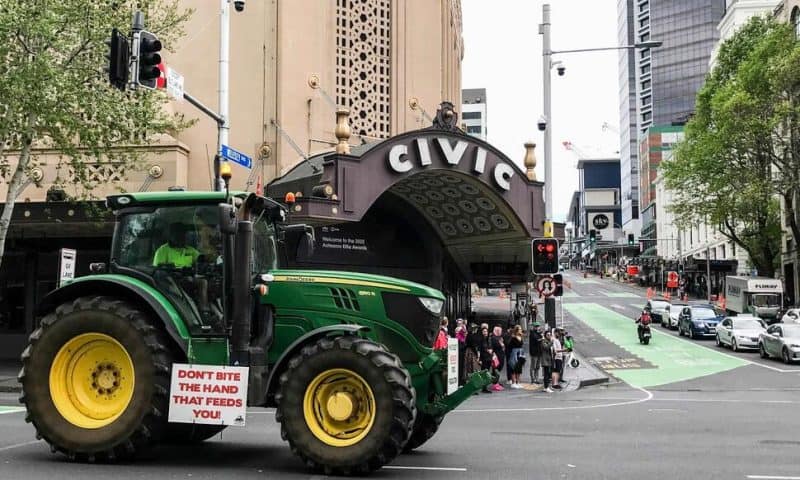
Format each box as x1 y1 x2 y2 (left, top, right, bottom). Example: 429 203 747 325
419 297 444 315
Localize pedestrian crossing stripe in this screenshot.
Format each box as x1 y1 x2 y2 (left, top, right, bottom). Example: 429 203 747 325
603 292 642 298
0 406 24 415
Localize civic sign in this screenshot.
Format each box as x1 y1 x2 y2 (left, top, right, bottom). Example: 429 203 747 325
536 275 557 297
666 271 679 289
168 364 249 426
221 144 252 169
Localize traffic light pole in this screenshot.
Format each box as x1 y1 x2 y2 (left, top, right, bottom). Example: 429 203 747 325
216 0 231 192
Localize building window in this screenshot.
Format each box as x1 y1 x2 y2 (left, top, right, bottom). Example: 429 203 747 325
642 95 651 106
640 48 650 60
335 0 392 139
640 64 651 75
642 111 652 122
720 245 726 259
466 125 482 134
731 242 736 257
641 79 651 90
462 111 482 120
640 32 650 42
792 7 800 39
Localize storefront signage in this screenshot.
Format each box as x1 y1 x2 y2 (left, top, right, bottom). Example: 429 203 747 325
168 364 249 426
592 214 610 230
387 138 515 191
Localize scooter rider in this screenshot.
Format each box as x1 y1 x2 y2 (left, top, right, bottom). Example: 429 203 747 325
636 306 652 342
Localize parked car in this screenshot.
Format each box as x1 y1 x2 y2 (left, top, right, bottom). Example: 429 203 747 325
678 304 721 339
715 316 765 351
645 299 671 326
780 308 800 324
759 324 800 364
666 301 688 329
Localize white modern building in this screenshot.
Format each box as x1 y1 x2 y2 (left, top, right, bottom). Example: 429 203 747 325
710 0 780 66
461 88 487 140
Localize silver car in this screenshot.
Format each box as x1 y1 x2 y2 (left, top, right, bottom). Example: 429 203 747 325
759 324 800 364
716 316 765 351
646 299 671 326
780 308 800 324
667 302 688 329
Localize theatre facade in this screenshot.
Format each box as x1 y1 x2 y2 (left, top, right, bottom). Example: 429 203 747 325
269 104 549 321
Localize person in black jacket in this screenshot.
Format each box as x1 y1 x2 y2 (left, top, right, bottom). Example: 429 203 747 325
478 326 494 393
529 322 543 383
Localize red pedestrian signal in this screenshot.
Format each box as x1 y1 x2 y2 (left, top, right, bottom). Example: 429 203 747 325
532 238 559 275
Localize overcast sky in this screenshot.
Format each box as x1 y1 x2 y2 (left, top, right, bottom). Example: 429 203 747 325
462 0 620 222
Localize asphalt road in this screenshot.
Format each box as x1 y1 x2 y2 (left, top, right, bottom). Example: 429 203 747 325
1 272 799 479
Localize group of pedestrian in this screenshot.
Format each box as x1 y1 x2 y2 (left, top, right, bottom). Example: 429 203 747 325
438 315 574 394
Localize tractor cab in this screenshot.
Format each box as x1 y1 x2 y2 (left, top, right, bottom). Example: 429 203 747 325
106 191 293 337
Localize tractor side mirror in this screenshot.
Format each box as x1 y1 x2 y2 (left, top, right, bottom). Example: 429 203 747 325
218 203 237 235
281 224 315 258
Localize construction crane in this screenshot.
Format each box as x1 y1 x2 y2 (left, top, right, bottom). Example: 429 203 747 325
601 122 619 135
562 140 593 160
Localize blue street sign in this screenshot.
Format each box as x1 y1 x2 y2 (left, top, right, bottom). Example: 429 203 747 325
221 144 252 169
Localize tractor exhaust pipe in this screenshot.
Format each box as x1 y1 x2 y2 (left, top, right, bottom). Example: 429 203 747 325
230 219 253 366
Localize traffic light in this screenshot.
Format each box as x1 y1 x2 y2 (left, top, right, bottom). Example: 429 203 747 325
628 233 635 246
589 229 597 244
532 238 559 275
553 274 563 297
106 28 130 91
137 30 162 89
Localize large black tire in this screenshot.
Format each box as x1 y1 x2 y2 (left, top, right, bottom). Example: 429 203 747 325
275 336 416 476
403 413 443 452
163 424 227 443
19 296 173 462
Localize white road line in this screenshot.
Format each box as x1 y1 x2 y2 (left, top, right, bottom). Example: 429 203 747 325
746 476 800 480
0 441 39 452
0 408 24 415
610 304 625 310
454 385 653 413
385 466 468 472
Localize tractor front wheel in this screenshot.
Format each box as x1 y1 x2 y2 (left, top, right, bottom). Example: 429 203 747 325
19 296 173 462
403 413 444 452
275 336 416 475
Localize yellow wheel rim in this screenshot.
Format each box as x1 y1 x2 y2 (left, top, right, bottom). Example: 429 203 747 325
302 368 376 447
49 333 135 429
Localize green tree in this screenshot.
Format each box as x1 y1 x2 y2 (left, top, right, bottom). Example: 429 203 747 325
0 1 191 268
663 17 784 277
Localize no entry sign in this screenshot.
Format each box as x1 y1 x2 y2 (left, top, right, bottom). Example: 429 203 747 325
168 364 249 426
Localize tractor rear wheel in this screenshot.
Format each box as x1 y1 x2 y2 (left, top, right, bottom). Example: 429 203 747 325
275 336 416 476
19 296 173 462
403 413 444 452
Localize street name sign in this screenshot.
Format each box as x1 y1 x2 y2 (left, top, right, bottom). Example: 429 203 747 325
221 144 252 169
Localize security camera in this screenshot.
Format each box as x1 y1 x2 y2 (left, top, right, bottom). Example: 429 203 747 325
557 65 566 76
537 116 547 132
234 0 245 12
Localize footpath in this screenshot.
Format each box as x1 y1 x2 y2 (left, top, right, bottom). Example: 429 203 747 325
0 361 20 393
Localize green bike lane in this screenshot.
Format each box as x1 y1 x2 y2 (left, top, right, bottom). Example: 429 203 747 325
564 303 748 388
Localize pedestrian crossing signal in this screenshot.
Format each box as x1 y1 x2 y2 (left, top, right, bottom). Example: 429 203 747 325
628 233 635 246
589 230 597 244
532 238 559 275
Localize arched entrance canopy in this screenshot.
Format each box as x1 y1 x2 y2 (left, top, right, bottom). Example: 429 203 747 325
268 116 546 285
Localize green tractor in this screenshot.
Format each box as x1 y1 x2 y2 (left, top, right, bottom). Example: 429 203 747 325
19 189 491 475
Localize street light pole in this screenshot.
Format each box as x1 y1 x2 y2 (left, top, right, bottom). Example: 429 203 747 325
215 0 231 192
541 4 553 235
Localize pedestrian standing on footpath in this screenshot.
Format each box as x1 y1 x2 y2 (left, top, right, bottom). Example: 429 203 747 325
528 322 543 383
506 325 526 389
540 329 554 393
433 317 449 350
503 326 514 384
491 326 506 387
455 319 467 383
551 329 566 390
464 324 481 380
478 326 494 393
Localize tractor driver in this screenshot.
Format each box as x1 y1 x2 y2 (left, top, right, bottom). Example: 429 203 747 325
152 223 212 321
153 223 200 269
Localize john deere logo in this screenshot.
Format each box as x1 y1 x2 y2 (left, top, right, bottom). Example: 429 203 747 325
592 214 609 230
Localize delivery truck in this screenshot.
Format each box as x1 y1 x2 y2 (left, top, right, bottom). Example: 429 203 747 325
725 276 783 323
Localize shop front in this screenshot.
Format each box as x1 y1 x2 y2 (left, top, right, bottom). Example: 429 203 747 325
682 258 739 298
268 105 547 321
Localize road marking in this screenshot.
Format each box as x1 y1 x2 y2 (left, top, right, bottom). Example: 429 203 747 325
746 476 800 480
454 385 653 413
610 304 625 310
663 332 800 374
0 407 24 415
385 466 468 472
648 408 687 413
0 441 39 452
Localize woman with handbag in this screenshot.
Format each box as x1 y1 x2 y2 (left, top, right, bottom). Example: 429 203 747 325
507 325 526 389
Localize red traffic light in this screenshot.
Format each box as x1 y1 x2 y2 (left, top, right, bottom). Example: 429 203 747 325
531 238 560 275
